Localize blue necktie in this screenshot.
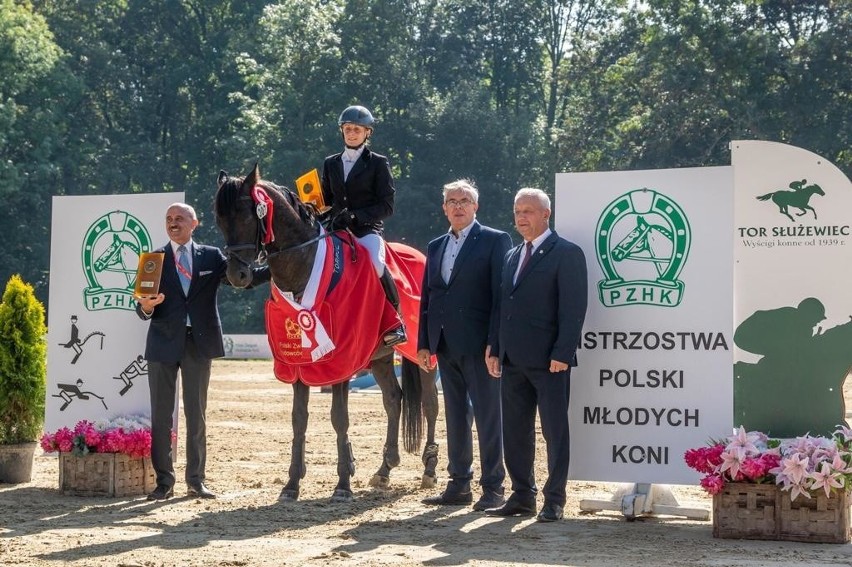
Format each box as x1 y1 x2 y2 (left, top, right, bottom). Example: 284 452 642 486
177 245 191 294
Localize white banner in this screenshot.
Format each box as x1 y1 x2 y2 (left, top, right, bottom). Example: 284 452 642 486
46 193 181 432
556 167 734 484
732 140 852 438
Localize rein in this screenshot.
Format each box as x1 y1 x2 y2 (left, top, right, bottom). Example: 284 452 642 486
223 184 333 268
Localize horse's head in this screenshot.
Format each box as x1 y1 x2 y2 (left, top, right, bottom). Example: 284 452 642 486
808 183 825 197
215 165 262 288
214 163 321 290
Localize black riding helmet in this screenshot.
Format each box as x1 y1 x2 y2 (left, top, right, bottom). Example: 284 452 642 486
338 105 376 129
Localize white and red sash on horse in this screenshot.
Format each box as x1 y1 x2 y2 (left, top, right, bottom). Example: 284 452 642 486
266 231 424 387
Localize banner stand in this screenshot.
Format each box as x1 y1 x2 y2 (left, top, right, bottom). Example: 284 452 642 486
579 483 709 521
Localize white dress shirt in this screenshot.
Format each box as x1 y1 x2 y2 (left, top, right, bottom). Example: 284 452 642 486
441 221 474 283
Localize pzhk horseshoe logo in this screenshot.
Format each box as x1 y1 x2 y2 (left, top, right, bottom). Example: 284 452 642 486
595 189 691 308
82 210 154 311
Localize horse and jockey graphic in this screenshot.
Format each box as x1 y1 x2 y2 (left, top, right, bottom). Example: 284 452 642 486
52 378 108 411
756 178 825 222
58 314 105 364
734 297 850 437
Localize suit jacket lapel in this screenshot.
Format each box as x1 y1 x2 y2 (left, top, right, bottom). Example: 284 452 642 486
430 235 450 289
347 147 370 181
447 221 480 286
507 244 523 289
329 154 345 186
162 244 182 296
513 232 558 289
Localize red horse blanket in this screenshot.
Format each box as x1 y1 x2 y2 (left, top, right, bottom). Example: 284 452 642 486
265 231 425 386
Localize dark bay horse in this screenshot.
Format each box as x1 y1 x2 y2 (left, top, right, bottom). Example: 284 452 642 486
756 180 824 222
214 164 439 502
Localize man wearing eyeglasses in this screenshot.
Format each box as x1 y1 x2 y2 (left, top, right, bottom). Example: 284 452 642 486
418 179 512 512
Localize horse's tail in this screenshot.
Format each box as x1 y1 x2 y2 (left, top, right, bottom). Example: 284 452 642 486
756 192 774 201
400 357 423 454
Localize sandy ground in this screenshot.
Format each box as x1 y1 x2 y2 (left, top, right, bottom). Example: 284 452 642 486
2 359 852 567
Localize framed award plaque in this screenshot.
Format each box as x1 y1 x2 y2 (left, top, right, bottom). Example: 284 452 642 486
134 252 165 297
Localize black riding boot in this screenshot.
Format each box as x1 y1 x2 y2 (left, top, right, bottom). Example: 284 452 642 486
379 268 407 347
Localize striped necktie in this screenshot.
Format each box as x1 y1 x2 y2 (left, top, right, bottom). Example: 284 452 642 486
177 245 191 294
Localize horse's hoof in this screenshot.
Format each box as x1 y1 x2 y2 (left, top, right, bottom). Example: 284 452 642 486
278 487 299 502
420 473 437 489
330 488 353 503
369 474 390 489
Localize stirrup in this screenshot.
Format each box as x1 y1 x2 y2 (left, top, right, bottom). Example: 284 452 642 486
383 326 407 347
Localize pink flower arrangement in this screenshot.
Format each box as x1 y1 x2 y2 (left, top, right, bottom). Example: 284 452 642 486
685 426 852 501
41 416 153 458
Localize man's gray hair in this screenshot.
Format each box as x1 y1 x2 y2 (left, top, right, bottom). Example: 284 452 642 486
514 188 550 210
168 202 198 220
442 179 479 204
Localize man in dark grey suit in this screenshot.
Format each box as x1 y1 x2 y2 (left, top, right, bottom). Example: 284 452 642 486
417 180 512 512
486 188 588 522
135 203 267 501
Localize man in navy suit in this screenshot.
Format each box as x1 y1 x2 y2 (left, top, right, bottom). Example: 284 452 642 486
486 188 588 522
135 203 267 501
417 180 512 512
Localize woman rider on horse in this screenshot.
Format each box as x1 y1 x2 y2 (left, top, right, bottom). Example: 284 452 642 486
320 105 407 347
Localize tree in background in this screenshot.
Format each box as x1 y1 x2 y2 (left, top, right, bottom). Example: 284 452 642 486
0 0 69 298
0 274 47 444
5 0 849 332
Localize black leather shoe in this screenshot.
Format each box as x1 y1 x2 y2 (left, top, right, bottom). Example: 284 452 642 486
485 499 536 517
187 483 216 499
422 489 473 506
147 485 174 501
383 326 407 347
473 490 506 512
536 502 564 522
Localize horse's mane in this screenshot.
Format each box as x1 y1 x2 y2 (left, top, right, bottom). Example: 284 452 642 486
214 174 243 217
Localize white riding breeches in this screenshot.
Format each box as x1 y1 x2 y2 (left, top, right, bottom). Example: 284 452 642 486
356 233 386 276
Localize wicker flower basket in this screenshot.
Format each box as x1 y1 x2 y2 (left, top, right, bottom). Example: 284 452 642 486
713 482 851 543
59 453 155 497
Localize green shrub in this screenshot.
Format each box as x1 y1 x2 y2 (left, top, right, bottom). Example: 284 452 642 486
0 275 47 444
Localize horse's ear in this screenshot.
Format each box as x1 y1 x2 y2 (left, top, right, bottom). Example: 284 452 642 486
246 162 260 187
217 170 228 190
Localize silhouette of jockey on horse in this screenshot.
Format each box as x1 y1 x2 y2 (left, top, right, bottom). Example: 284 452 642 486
734 297 850 437
52 378 108 411
756 179 825 222
58 315 104 364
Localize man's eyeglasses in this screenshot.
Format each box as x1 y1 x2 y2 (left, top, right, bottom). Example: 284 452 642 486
445 198 473 208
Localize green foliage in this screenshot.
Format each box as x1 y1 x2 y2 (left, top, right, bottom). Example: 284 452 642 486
0 275 47 444
1 0 847 332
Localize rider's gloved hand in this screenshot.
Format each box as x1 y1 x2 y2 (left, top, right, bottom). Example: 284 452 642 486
330 208 355 231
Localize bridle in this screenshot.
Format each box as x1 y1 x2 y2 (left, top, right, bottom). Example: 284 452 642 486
222 183 330 268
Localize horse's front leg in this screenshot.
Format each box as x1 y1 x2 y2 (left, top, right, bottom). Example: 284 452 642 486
806 205 817 220
280 381 310 501
420 366 440 489
369 354 402 489
330 380 355 502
